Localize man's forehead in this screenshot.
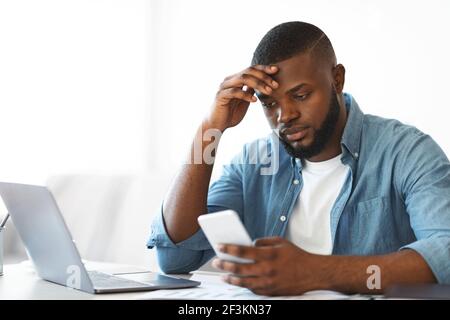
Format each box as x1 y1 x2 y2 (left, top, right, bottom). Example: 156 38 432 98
272 52 323 83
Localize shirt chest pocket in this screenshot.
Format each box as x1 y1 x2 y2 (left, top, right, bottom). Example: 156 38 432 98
353 196 386 214
350 196 396 253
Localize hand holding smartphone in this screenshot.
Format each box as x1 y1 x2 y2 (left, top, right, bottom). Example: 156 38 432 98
198 210 254 264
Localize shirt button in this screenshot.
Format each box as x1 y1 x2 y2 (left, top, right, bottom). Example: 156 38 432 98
280 215 286 222
354 152 359 158
293 179 299 185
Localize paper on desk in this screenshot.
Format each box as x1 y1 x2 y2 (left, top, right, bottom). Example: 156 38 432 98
138 271 350 300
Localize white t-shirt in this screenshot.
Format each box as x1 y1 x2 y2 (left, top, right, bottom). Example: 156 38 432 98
286 154 349 255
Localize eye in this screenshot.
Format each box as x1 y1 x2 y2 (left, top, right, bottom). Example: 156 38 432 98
262 101 277 109
293 93 309 101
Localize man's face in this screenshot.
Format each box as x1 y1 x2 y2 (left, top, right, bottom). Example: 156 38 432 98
257 53 341 160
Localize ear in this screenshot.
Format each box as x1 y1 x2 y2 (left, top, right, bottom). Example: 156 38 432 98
332 64 346 94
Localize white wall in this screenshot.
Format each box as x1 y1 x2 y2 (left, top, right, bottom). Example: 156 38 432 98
0 0 149 264
0 0 147 184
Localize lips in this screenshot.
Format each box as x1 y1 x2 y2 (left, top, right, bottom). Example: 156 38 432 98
282 126 309 142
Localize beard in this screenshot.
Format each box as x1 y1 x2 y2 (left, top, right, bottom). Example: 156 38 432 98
279 89 341 160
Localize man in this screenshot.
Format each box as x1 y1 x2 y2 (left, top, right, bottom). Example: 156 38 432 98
147 21 450 296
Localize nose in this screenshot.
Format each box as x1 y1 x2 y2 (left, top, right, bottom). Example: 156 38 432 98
278 100 300 124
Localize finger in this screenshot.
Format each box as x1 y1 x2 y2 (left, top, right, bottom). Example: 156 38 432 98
246 66 279 89
229 65 278 89
249 65 279 96
218 244 276 261
222 274 274 292
212 259 268 276
221 65 279 93
252 64 279 75
213 259 277 277
218 87 257 103
220 74 273 96
242 85 255 95
212 259 255 275
221 65 278 92
254 236 285 247
221 274 260 289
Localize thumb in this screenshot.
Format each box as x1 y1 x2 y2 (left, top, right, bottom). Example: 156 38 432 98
254 236 285 247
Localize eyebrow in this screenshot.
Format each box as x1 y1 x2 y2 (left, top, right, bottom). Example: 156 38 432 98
256 83 308 101
286 83 307 95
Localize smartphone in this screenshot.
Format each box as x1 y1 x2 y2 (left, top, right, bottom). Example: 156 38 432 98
198 210 254 264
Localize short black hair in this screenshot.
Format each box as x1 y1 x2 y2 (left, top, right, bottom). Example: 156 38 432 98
251 21 336 67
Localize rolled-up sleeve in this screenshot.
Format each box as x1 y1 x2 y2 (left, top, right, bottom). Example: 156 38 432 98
146 206 215 273
399 131 450 284
147 149 246 274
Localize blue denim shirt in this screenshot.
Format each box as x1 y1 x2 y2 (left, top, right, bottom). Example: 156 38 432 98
147 93 450 284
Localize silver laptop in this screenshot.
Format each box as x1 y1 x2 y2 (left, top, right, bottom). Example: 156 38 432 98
0 182 200 294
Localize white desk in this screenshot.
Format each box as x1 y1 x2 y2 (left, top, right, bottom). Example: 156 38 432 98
0 261 373 300
0 261 193 300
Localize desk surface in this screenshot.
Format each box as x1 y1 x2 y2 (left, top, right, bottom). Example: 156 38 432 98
0 261 380 300
0 261 195 300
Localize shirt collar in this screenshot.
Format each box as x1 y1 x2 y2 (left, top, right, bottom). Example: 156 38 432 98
341 92 363 160
290 92 364 169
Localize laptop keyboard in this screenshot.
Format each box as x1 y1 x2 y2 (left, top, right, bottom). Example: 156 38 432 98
88 270 153 289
